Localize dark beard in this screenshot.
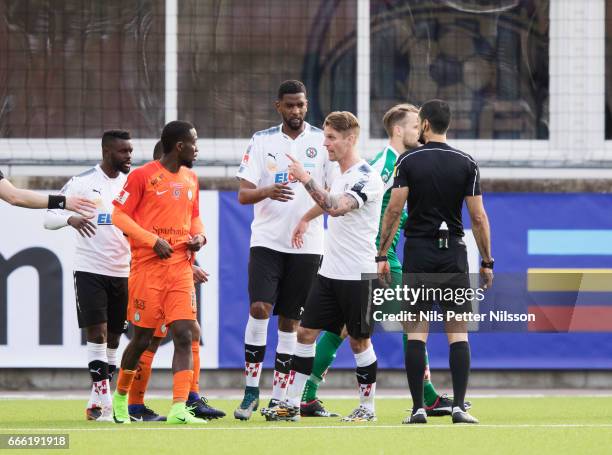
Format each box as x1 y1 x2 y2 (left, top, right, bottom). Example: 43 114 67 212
113 159 130 174
418 131 426 144
181 159 194 168
285 117 303 131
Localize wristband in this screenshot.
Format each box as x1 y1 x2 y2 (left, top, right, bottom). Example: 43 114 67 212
48 195 67 209
375 255 388 263
481 259 494 270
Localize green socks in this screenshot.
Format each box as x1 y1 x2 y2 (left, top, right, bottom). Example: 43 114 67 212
301 331 440 407
302 331 344 402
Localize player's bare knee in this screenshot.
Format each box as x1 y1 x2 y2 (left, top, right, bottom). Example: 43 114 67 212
278 316 299 332
445 320 468 343
172 324 193 351
147 336 163 354
131 327 155 354
348 336 371 354
297 326 318 344
86 324 107 344
250 301 272 319
404 321 429 342
107 332 121 349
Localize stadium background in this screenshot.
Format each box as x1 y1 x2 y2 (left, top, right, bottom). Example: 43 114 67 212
1 0 612 380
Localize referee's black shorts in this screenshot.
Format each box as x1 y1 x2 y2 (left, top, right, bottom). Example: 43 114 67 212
248 246 321 320
300 275 374 339
402 236 472 314
73 271 128 333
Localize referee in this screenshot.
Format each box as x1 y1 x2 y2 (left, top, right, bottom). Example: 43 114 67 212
377 99 493 425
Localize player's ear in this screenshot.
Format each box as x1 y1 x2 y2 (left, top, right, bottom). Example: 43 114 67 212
347 132 356 147
274 100 281 113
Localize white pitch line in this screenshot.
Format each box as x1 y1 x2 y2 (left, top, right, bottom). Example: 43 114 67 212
2 393 612 400
1 424 611 432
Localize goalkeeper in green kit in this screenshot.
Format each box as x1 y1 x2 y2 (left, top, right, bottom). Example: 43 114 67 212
292 104 469 417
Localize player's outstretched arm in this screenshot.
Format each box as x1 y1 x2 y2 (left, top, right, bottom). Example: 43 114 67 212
237 178 294 205
45 211 97 238
0 178 96 216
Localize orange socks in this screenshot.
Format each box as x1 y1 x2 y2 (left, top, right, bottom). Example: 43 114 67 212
173 370 194 403
116 369 136 395
128 350 155 405
191 342 200 394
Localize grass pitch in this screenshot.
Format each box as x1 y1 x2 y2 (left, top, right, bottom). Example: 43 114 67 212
0 397 611 454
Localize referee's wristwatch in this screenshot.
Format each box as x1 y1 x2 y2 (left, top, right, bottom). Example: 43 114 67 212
481 258 494 270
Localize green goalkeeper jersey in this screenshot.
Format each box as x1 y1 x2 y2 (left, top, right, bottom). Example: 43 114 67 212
369 145 408 273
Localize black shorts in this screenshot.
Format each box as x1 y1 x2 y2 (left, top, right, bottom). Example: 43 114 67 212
248 247 321 320
73 271 128 333
402 236 472 314
300 275 374 339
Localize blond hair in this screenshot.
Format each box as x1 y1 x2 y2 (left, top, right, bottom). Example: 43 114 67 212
382 103 419 137
323 111 360 137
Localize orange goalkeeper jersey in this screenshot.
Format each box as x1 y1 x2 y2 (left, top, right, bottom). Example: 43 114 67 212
112 160 200 267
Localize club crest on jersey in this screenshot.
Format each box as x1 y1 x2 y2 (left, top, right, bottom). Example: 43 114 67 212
305 147 317 158
134 311 141 322
170 182 183 200
187 189 193 201
381 168 392 183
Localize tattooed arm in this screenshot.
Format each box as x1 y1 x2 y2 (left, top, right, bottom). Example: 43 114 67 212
302 177 359 217
286 153 360 217
377 186 408 256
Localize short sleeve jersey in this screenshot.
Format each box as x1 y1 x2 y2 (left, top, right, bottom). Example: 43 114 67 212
48 165 130 277
113 161 200 267
319 160 384 280
236 122 338 254
393 141 481 238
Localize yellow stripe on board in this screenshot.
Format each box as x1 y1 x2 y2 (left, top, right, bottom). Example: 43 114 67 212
527 269 612 292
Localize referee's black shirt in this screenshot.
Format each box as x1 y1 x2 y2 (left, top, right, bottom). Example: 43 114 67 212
392 141 481 238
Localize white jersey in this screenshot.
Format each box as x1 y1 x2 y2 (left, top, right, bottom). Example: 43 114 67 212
44 165 130 277
319 159 384 280
236 122 338 254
